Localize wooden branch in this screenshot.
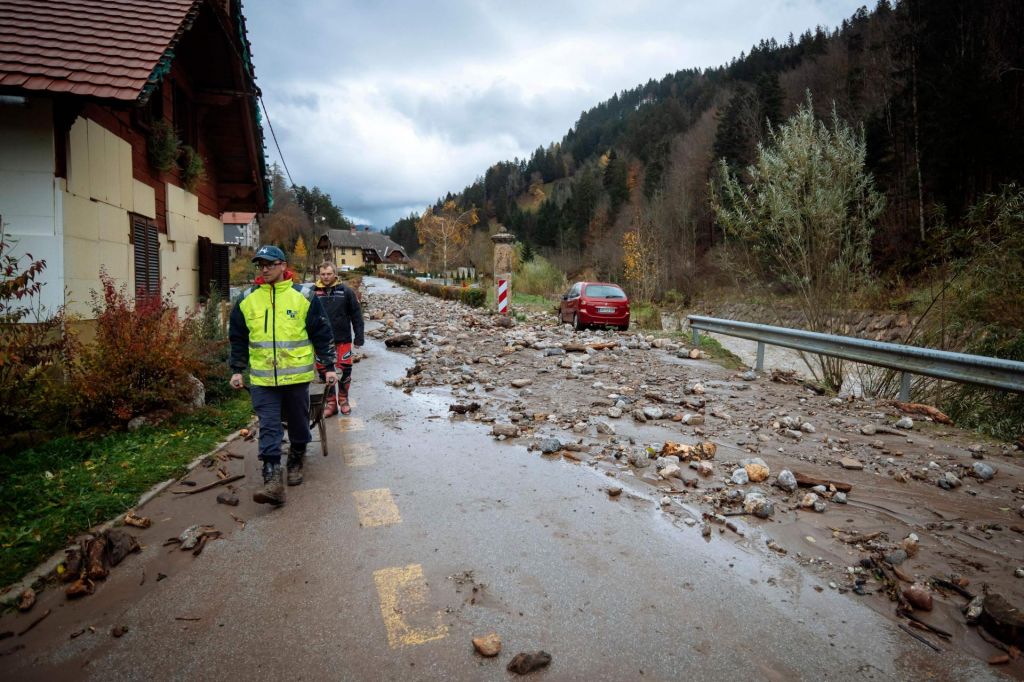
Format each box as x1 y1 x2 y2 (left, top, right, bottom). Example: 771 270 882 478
898 623 941 651
17 609 51 636
173 474 244 495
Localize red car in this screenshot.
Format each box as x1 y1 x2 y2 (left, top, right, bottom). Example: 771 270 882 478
558 281 630 331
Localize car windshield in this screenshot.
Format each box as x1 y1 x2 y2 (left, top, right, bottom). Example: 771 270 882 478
585 285 625 299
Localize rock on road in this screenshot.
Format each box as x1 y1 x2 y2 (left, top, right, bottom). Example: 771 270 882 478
0 276 1010 681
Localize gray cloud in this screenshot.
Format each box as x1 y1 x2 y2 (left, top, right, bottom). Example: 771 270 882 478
245 0 868 228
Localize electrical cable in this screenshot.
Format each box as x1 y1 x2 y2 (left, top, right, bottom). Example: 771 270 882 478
259 95 296 187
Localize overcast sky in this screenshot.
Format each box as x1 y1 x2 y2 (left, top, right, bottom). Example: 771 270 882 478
245 0 869 228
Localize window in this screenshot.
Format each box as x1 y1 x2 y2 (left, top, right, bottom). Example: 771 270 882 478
341 258 346 264
131 213 160 300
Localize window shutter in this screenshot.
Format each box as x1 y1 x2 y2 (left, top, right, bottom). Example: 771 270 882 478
131 214 160 301
212 243 229 300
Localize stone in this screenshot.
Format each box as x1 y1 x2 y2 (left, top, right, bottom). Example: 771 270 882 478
973 461 996 481
660 496 672 507
688 348 702 359
695 461 714 477
472 632 502 657
186 374 205 409
741 370 757 381
885 549 908 566
800 422 816 434
813 501 828 513
776 470 798 493
731 468 750 485
860 424 877 436
607 406 623 419
511 378 533 388
833 492 848 504
682 413 704 426
745 463 770 483
642 406 664 420
937 472 962 489
216 492 239 506
782 429 803 440
902 584 933 611
743 493 774 519
690 383 705 394
1015 568 1024 579
659 463 682 479
895 416 914 429
492 424 520 438
596 421 616 435
606 486 623 498
507 651 552 675
127 415 148 432
627 450 649 468
800 492 819 508
544 348 566 356
840 457 864 470
16 588 35 612
632 409 648 422
538 437 562 454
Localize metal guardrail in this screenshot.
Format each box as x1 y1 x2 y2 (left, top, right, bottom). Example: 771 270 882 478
687 315 1024 400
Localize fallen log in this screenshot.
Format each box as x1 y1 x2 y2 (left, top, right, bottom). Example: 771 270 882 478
793 471 853 493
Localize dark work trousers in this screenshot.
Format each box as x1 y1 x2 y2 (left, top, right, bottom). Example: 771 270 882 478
250 383 311 464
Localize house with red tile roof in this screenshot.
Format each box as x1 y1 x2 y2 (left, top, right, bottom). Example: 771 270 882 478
0 0 269 315
221 211 259 249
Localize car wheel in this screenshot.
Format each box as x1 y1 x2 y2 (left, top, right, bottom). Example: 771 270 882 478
572 313 584 332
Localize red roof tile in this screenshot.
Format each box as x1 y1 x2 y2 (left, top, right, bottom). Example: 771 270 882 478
0 0 201 101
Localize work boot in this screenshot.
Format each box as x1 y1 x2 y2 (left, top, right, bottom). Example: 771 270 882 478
323 396 338 418
286 448 305 486
253 461 285 505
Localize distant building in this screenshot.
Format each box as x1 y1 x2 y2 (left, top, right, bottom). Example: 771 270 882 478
316 228 408 271
222 212 259 249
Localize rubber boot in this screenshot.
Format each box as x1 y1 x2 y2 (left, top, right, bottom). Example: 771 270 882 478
323 392 338 418
338 382 352 415
253 461 285 505
286 447 305 486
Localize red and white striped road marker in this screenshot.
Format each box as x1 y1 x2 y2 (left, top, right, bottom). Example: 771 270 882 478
497 279 508 315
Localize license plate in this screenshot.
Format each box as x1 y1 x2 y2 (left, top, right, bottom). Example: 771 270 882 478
598 307 615 314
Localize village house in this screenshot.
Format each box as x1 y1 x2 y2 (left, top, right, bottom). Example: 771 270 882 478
221 211 259 250
316 228 408 271
0 0 269 317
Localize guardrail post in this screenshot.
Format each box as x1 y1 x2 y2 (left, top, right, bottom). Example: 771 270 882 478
899 372 911 402
692 328 700 346
756 342 765 372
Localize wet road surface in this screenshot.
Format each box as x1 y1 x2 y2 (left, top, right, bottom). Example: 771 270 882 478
0 278 1004 681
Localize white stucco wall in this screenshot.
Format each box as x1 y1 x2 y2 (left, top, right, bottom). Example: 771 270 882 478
0 96 64 317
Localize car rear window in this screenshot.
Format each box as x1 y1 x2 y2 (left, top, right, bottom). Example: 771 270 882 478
585 285 625 298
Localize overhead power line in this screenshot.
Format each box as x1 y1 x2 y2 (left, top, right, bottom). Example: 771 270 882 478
259 95 296 187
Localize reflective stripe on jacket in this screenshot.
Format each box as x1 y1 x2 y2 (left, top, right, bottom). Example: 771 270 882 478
235 279 316 386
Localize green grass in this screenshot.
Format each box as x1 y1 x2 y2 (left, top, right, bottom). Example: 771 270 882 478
483 288 558 312
0 394 253 588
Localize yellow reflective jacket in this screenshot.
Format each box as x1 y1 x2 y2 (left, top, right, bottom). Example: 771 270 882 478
228 277 336 386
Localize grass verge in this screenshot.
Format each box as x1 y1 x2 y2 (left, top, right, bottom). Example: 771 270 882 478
0 394 253 589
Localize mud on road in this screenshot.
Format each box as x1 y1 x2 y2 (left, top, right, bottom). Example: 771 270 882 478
367 277 1024 674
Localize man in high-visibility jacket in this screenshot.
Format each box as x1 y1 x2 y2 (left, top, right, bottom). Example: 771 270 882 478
228 245 337 506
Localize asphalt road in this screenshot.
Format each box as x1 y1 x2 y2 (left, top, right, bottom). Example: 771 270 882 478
0 280 1003 681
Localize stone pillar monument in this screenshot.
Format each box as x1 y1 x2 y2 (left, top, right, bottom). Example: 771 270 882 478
491 232 516 314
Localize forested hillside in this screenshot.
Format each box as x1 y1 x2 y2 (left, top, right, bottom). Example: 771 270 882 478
392 0 1021 288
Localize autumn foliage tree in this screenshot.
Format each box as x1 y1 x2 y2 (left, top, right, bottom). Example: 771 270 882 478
416 201 478 278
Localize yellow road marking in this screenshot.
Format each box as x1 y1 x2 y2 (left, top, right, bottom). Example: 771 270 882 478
344 443 377 466
338 416 365 432
353 488 401 527
373 564 448 648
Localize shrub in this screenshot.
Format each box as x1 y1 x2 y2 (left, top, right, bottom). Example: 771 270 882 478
179 145 206 191
194 284 232 404
515 255 566 297
379 272 485 308
148 120 179 173
0 227 75 441
73 272 203 425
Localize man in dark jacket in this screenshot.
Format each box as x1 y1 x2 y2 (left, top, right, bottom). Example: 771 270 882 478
313 262 364 416
229 245 337 505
